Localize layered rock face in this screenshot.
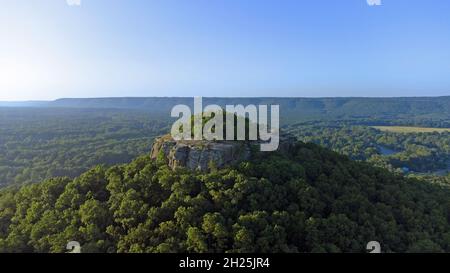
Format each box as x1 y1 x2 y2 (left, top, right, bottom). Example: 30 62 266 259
150 135 252 171
150 133 296 171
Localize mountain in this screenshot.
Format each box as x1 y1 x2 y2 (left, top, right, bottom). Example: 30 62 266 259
47 96 450 115
1 139 450 253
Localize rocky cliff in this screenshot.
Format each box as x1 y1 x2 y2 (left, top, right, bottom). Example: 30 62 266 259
150 134 296 171
150 135 252 171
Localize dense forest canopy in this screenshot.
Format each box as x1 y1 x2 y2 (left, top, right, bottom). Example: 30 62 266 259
0 108 171 187
1 141 450 253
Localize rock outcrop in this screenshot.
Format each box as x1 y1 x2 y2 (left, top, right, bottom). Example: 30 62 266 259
150 135 252 171
150 133 297 172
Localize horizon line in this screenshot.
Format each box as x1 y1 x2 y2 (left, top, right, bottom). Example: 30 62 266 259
2 95 450 103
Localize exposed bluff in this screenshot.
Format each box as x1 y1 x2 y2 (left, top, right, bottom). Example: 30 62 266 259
150 134 296 171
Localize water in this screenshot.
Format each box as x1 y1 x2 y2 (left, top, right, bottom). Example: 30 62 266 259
377 145 398 156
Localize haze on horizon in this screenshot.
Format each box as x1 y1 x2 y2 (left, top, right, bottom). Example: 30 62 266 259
1 0 450 101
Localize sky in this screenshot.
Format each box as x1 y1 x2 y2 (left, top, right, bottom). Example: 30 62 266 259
1 0 450 100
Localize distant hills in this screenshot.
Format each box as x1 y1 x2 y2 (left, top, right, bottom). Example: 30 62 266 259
2 96 450 125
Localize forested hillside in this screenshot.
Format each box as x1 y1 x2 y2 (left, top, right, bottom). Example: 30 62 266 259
1 141 450 253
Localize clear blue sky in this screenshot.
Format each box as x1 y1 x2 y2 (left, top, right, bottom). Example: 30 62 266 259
1 0 450 100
